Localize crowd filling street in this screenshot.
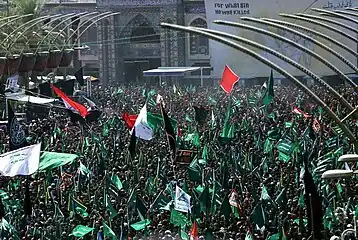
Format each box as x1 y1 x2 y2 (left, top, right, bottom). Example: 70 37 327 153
0 81 357 240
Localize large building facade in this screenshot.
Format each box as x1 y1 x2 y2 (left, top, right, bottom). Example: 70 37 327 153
44 0 210 86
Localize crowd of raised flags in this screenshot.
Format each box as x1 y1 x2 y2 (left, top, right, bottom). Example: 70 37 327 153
0 63 354 239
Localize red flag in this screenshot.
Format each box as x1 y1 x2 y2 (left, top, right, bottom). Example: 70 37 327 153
292 107 311 118
51 84 88 118
189 221 198 240
220 65 239 93
122 112 138 129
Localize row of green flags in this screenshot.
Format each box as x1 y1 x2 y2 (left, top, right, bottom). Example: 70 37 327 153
2 68 356 239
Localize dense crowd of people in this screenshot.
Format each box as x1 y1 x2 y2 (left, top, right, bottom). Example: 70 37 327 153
0 82 357 240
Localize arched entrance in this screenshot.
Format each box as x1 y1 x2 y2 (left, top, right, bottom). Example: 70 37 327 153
120 14 161 84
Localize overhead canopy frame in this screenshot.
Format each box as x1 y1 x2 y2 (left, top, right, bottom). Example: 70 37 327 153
143 67 209 86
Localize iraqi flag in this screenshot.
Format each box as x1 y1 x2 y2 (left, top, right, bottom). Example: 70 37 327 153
51 84 88 119
220 65 239 94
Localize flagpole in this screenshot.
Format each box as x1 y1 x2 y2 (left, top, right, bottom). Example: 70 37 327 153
309 193 316 240
159 101 177 179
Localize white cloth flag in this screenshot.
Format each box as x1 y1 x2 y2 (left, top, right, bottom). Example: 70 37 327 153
0 143 41 177
133 103 153 141
174 185 191 213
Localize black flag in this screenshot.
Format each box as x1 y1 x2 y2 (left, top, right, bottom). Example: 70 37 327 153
193 106 209 124
159 102 176 157
24 177 32 216
128 127 136 160
74 67 84 86
39 82 52 97
7 102 27 151
0 194 5 219
303 165 323 239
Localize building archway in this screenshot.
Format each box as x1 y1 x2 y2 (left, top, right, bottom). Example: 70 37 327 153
120 14 161 84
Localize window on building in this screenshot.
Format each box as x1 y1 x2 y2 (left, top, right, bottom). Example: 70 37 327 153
189 18 209 55
130 22 160 44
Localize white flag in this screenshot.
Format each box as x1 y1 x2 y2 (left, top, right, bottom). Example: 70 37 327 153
174 185 191 213
0 143 41 177
133 104 153 141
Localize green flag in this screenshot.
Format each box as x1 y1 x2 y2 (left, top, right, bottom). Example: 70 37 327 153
251 203 266 228
111 175 123 191
70 225 94 237
245 231 253 240
221 101 232 138
151 190 171 210
170 209 189 227
131 219 151 231
103 222 116 238
220 193 230 219
262 70 274 105
188 158 202 182
102 120 110 137
260 185 271 202
136 196 148 217
180 227 189 240
38 152 78 172
185 113 193 123
68 195 88 217
267 233 280 240
78 162 92 177
199 186 210 214
105 195 118 219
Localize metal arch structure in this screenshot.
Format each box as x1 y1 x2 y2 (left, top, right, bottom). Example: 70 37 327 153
0 11 119 76
311 8 358 24
214 20 357 94
262 18 358 58
63 11 112 48
294 13 358 34
240 17 358 87
332 9 358 17
0 14 35 54
279 14 358 43
13 14 68 54
71 12 121 49
49 11 99 50
20 12 78 54
37 12 83 50
1 14 58 55
160 22 357 147
202 24 356 117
